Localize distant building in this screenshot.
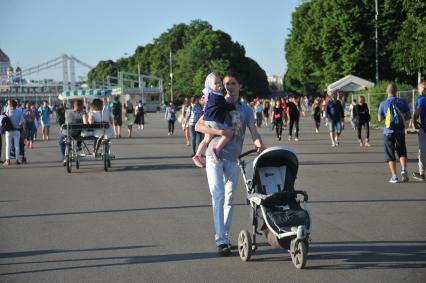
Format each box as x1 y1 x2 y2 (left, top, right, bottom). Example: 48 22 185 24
0 49 11 83
267 75 283 91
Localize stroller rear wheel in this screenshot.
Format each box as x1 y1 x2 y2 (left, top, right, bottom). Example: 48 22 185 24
290 239 307 269
238 230 252 261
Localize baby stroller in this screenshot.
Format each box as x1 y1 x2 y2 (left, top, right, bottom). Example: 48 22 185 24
237 146 311 269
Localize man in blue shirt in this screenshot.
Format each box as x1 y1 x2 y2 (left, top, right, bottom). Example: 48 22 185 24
378 83 411 183
412 81 426 181
38 100 52 140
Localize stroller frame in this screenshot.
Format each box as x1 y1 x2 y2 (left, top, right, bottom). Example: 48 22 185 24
237 146 311 269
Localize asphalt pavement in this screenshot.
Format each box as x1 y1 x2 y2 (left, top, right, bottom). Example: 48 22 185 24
0 113 425 283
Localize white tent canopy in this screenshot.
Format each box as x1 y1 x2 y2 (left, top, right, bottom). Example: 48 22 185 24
327 75 374 92
58 89 112 101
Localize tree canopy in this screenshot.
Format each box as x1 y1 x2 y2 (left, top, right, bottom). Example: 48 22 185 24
88 20 269 101
284 0 426 96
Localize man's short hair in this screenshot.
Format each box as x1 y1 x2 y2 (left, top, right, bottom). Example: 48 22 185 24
223 70 243 85
73 99 83 107
387 83 397 95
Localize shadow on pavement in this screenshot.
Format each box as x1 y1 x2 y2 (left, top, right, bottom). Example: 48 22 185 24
305 241 426 270
0 245 155 259
0 251 219 276
0 203 245 219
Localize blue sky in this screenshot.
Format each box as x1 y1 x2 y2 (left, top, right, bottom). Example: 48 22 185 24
0 0 301 80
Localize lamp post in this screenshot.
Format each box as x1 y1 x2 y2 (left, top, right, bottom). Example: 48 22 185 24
169 47 173 103
375 0 379 84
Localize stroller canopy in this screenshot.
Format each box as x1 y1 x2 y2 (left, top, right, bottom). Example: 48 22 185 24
252 146 299 181
58 89 112 101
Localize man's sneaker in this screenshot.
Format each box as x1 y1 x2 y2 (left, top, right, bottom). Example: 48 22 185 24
331 142 336 147
192 155 204 168
217 244 230 256
412 172 426 181
288 136 292 141
401 171 409 182
389 176 398 183
295 138 299 142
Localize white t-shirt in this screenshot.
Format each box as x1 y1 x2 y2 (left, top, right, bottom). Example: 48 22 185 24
89 111 113 138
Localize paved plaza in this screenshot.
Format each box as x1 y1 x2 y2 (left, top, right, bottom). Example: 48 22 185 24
1 113 425 282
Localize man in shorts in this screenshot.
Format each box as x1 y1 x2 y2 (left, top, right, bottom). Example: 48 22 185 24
378 83 411 183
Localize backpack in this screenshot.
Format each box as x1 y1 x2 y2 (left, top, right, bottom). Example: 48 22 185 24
385 99 404 130
111 102 121 117
0 114 13 134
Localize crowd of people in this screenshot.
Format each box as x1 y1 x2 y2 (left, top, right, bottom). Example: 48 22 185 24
0 72 425 257
0 97 147 165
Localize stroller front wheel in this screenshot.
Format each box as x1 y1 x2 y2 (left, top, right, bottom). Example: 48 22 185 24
238 230 252 261
290 239 307 269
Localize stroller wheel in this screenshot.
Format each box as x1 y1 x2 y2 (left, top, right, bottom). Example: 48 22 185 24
290 239 307 269
238 230 252 261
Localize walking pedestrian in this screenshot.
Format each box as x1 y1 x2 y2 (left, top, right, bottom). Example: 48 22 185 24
3 99 24 165
287 96 300 141
185 96 203 156
378 83 411 183
263 100 270 127
38 100 52 140
353 96 371 147
272 99 284 140
311 97 321 133
164 101 176 136
180 98 191 146
23 102 35 149
110 96 122 138
254 100 263 127
412 80 426 181
195 71 265 256
124 100 135 138
134 100 145 131
326 91 345 147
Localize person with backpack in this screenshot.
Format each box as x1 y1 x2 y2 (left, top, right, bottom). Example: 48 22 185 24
109 96 122 138
124 100 135 138
378 83 411 183
412 80 426 181
3 99 24 165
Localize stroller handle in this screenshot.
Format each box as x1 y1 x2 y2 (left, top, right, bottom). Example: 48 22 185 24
238 149 258 160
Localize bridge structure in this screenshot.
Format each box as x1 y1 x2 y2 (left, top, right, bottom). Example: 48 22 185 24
0 54 164 111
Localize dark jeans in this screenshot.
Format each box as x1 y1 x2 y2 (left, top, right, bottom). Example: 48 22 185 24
25 122 34 141
256 112 262 127
168 120 175 134
189 125 203 155
289 118 299 138
357 122 370 140
275 120 283 138
314 116 321 129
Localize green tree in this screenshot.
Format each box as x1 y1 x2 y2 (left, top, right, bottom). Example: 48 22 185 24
88 20 269 101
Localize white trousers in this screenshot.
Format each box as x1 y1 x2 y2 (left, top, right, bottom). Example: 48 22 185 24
5 130 20 161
